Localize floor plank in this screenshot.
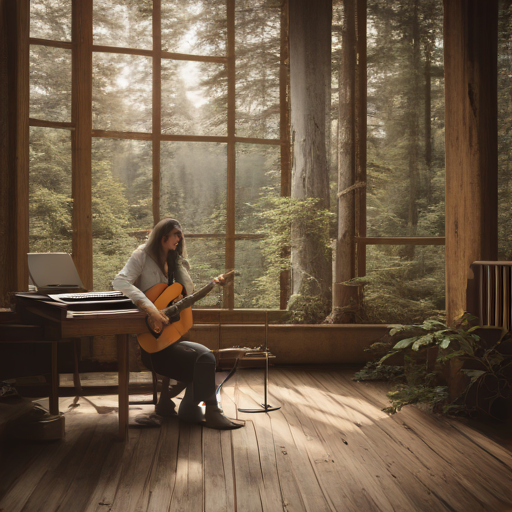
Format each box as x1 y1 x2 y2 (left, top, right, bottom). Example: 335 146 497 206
329 370 512 511
169 422 203 512
1 367 512 512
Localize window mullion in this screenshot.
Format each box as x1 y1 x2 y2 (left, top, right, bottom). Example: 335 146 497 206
71 0 93 290
153 0 162 225
225 0 236 309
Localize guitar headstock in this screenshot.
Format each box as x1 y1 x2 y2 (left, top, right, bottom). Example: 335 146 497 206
213 269 235 286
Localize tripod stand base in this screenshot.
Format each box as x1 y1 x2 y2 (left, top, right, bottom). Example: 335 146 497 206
238 404 281 413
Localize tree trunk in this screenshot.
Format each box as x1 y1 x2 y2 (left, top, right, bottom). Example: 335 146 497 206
289 0 332 313
333 0 357 322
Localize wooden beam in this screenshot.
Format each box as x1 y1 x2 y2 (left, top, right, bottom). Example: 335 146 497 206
160 50 227 63
444 0 498 324
186 233 265 240
72 0 93 290
189 323 390 365
356 236 445 245
91 132 282 145
225 0 235 309
16 0 30 295
91 129 151 140
29 118 74 130
92 44 153 57
29 37 72 50
153 0 162 225
160 134 228 143
92 45 228 64
0 0 29 306
234 137 281 145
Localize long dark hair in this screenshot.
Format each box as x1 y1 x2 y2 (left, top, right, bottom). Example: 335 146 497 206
144 218 187 277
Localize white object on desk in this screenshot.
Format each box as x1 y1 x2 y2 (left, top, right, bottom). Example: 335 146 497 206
27 252 85 291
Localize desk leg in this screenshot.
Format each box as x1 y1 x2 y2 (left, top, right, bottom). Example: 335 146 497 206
50 342 59 415
117 334 130 441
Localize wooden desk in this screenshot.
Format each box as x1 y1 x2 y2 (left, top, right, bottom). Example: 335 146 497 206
10 297 148 441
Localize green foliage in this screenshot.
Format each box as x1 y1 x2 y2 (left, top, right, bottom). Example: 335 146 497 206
251 196 334 320
353 361 404 382
355 313 512 417
383 385 449 414
346 245 446 324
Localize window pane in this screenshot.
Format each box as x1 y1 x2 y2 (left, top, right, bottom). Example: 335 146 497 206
29 127 72 253
161 0 227 57
235 0 281 139
235 240 275 308
235 144 280 233
498 3 512 259
363 0 445 237
92 138 153 291
30 0 71 42
160 142 227 234
30 46 72 122
93 53 152 132
161 60 227 136
93 0 152 50
363 245 445 324
186 238 225 307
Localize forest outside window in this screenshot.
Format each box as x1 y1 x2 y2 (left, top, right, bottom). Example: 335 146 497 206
28 0 288 310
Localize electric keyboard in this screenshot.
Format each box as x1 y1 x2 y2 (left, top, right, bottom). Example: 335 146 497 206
49 291 129 303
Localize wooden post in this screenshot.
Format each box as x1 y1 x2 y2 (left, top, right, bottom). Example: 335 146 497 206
117 334 129 441
356 0 367 279
0 0 29 307
224 0 235 309
50 342 60 415
334 0 357 321
153 0 161 225
280 0 291 310
444 0 498 324
72 0 93 290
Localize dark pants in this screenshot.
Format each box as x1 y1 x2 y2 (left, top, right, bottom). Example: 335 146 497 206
140 341 217 406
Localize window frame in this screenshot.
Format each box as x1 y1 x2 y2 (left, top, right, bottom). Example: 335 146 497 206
26 0 291 309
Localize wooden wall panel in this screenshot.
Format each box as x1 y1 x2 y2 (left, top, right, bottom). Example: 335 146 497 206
0 0 29 307
189 323 389 365
444 0 498 323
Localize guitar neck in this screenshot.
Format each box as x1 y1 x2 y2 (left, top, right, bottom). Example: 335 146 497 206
161 280 216 317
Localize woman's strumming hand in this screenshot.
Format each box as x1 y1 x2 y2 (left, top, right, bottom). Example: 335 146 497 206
147 309 169 334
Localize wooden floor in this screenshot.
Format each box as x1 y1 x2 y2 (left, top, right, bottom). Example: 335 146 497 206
1 367 512 512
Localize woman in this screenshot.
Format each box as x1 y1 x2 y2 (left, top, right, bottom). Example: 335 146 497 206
113 218 243 430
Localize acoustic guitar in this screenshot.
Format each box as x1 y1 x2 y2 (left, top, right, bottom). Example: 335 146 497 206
137 270 234 353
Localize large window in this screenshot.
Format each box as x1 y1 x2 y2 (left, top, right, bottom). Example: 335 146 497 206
28 0 290 309
331 0 446 323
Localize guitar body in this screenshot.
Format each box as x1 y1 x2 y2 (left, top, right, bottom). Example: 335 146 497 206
137 282 194 353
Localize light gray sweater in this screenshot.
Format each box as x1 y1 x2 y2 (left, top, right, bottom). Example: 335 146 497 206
112 245 194 314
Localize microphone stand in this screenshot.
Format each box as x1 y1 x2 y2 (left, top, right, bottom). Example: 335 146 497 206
238 311 281 414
